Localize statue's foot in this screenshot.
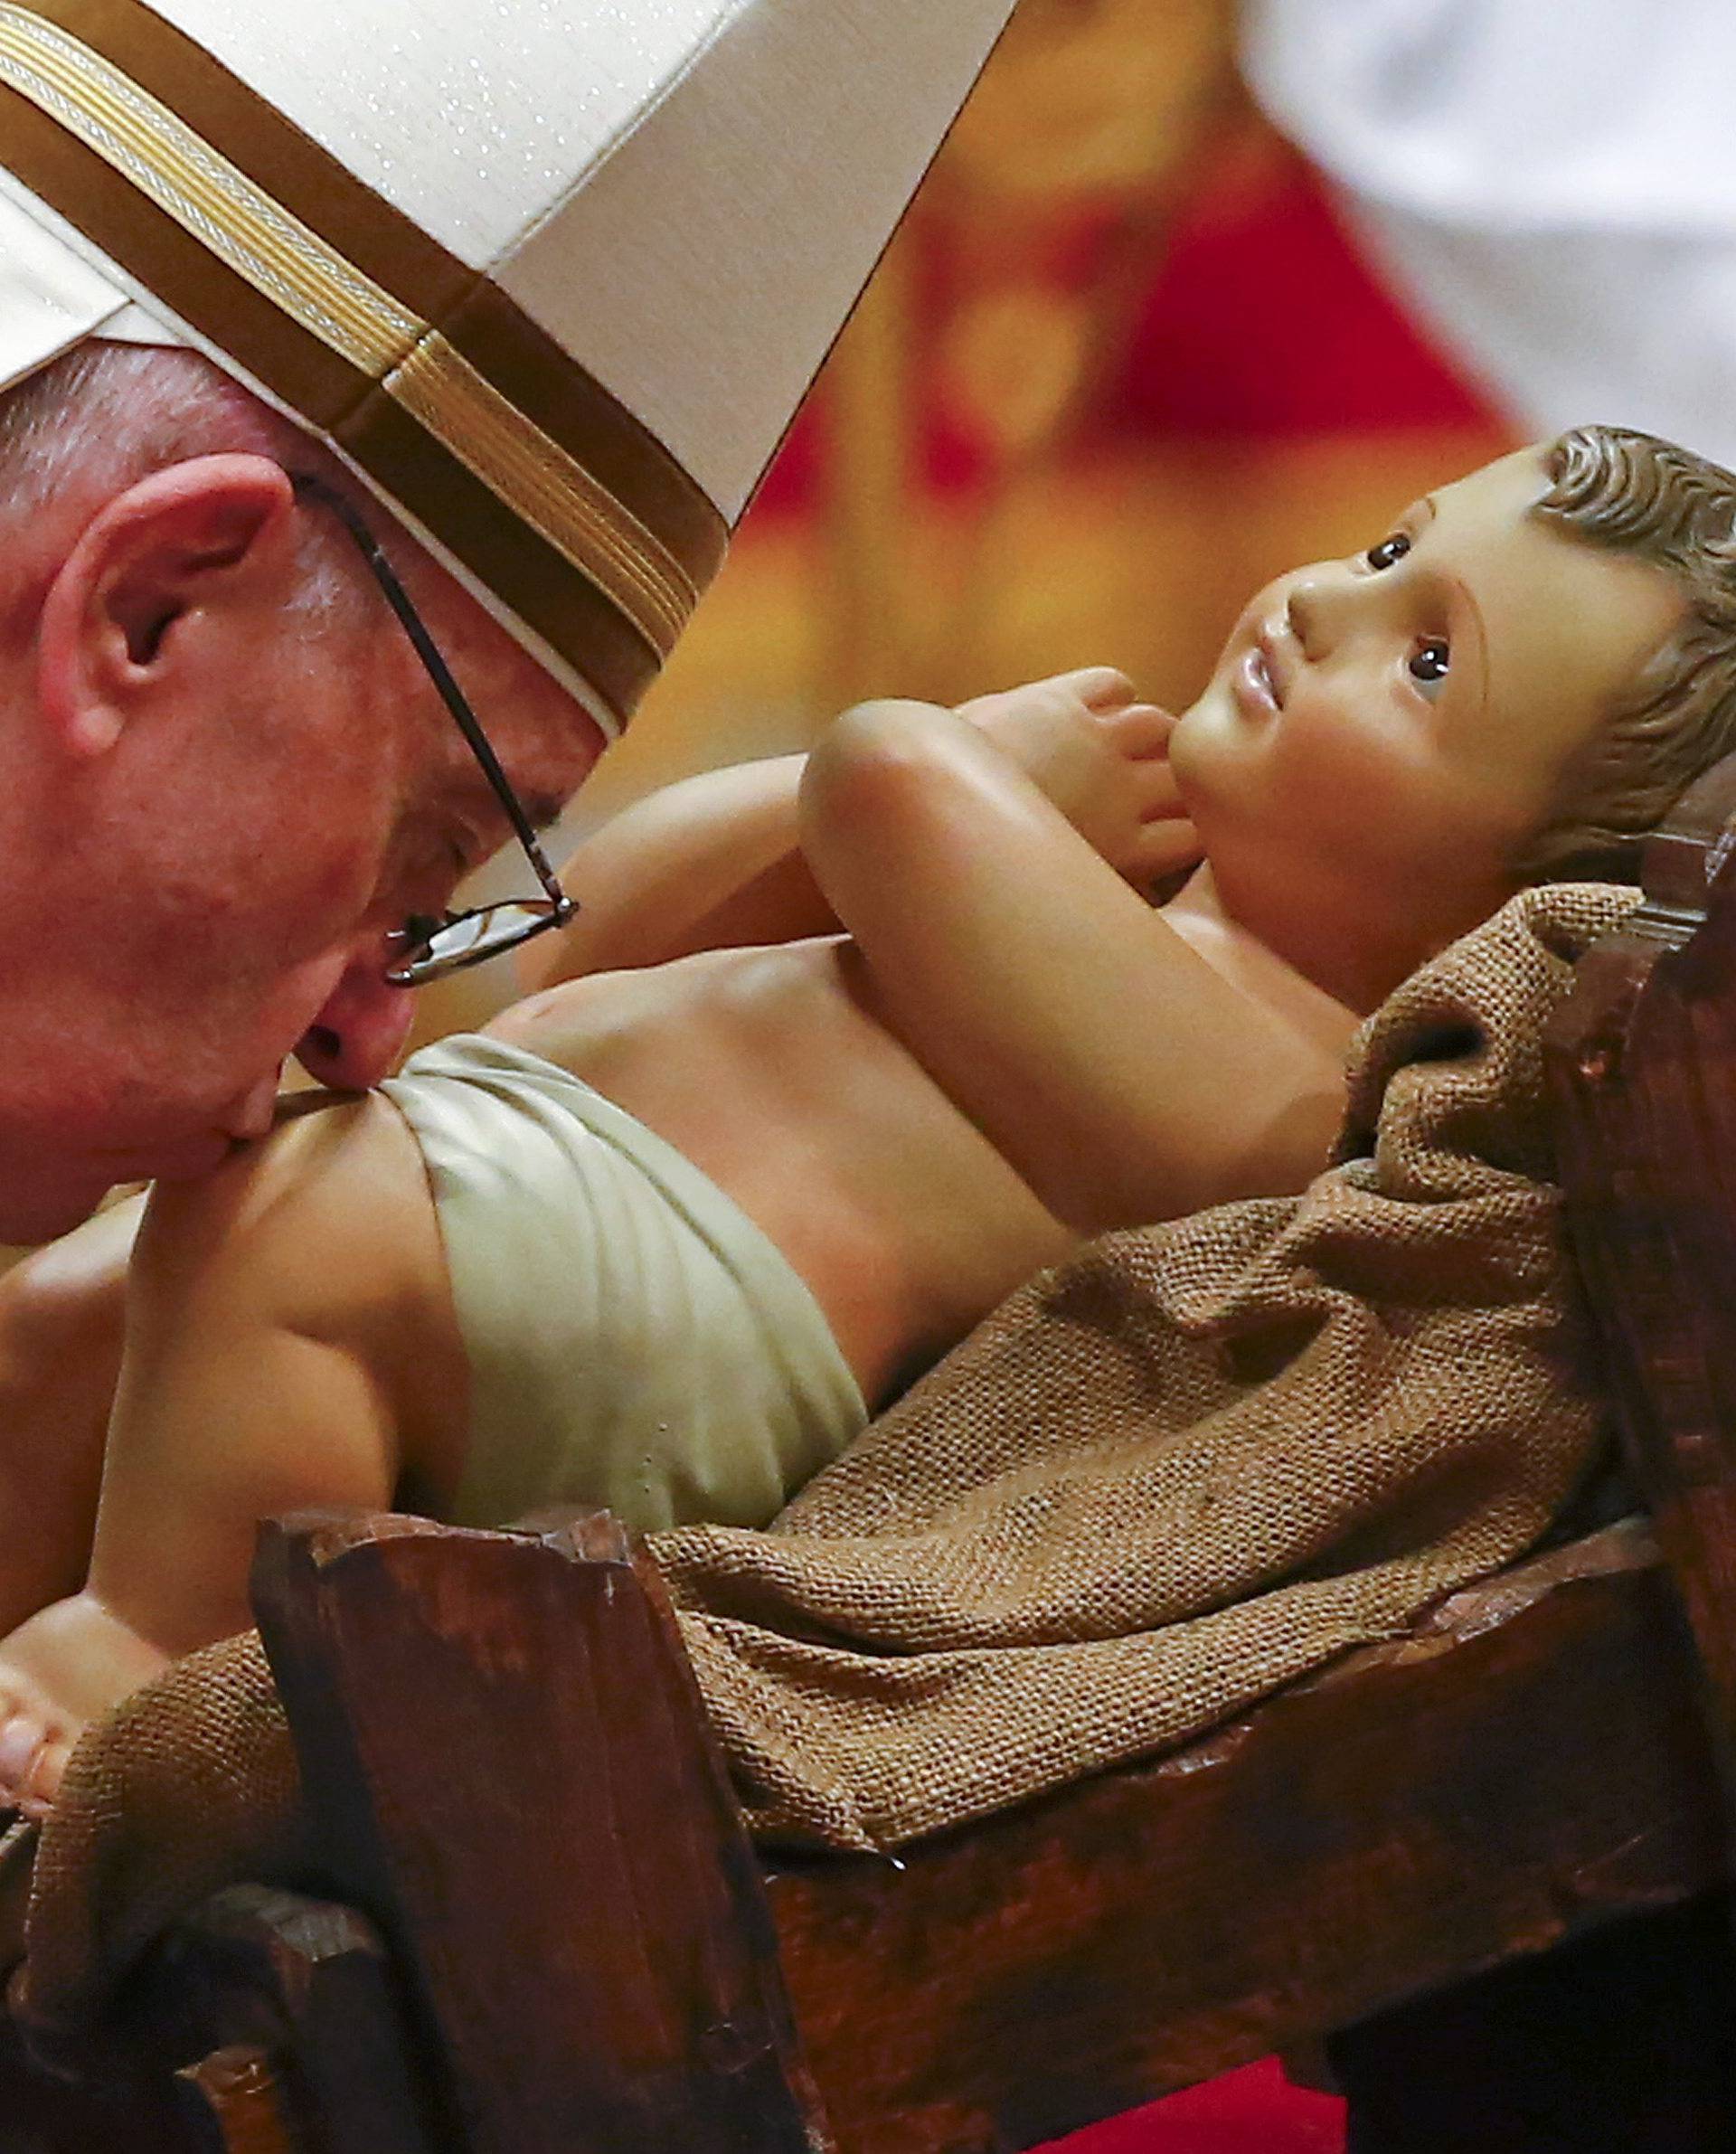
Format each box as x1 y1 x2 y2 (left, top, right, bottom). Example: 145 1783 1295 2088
0 1594 167 1819
958 667 1202 894
0 1666 74 1819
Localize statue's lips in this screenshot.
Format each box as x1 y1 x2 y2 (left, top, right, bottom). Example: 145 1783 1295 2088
1233 628 1285 717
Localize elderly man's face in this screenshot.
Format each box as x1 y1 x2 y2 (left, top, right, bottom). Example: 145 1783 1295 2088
0 466 607 1240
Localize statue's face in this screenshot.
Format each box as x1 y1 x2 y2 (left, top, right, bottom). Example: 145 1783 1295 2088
1166 445 1687 987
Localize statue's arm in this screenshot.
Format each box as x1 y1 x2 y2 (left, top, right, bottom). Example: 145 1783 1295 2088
798 700 1341 1235
519 752 837 988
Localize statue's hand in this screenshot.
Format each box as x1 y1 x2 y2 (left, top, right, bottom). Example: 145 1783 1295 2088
958 667 1202 896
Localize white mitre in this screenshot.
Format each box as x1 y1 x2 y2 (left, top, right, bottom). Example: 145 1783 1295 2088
0 0 1015 735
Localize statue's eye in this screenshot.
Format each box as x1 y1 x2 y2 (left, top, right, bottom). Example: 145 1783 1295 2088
1407 638 1450 699
1364 532 1411 572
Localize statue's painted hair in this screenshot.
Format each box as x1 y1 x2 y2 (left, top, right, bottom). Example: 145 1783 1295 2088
1520 423 1736 883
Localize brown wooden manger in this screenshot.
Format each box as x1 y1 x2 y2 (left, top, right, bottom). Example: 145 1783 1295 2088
10 754 1736 2152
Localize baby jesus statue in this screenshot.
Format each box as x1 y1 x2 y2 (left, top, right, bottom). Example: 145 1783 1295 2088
0 422 1731 1819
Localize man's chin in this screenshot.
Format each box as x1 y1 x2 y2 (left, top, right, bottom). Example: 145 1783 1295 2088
4 1123 247 1239
0 1178 112 1246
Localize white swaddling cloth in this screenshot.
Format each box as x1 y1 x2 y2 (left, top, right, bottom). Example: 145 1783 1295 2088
381 1032 865 1535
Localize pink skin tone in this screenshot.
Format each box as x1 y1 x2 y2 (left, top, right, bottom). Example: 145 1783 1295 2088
0 454 605 1243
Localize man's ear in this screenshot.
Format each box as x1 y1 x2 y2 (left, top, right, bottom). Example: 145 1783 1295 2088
35 456 297 759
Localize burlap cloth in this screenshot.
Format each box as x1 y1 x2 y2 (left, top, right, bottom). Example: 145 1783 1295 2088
14 880 1634 2036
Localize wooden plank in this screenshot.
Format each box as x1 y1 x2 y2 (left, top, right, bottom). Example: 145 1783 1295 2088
172 2045 297 2154
20 1530 1701 2154
1547 753 1736 1802
250 1509 833 2154
0 2006 198 2154
156 1887 436 2154
764 1522 1726 2153
1 1882 427 2154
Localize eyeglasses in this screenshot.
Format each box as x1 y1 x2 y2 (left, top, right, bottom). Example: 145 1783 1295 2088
289 473 578 987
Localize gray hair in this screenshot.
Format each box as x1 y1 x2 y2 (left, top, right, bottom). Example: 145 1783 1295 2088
0 344 368 643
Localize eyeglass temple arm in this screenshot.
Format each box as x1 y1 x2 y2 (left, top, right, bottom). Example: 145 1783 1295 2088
291 476 571 909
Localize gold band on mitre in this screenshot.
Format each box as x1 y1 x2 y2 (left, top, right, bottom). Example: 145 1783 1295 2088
0 0 726 724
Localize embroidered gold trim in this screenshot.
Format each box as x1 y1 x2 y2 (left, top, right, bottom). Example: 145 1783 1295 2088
0 3 693 656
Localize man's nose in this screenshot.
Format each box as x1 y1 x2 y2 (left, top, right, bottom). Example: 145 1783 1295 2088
295 947 416 1091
